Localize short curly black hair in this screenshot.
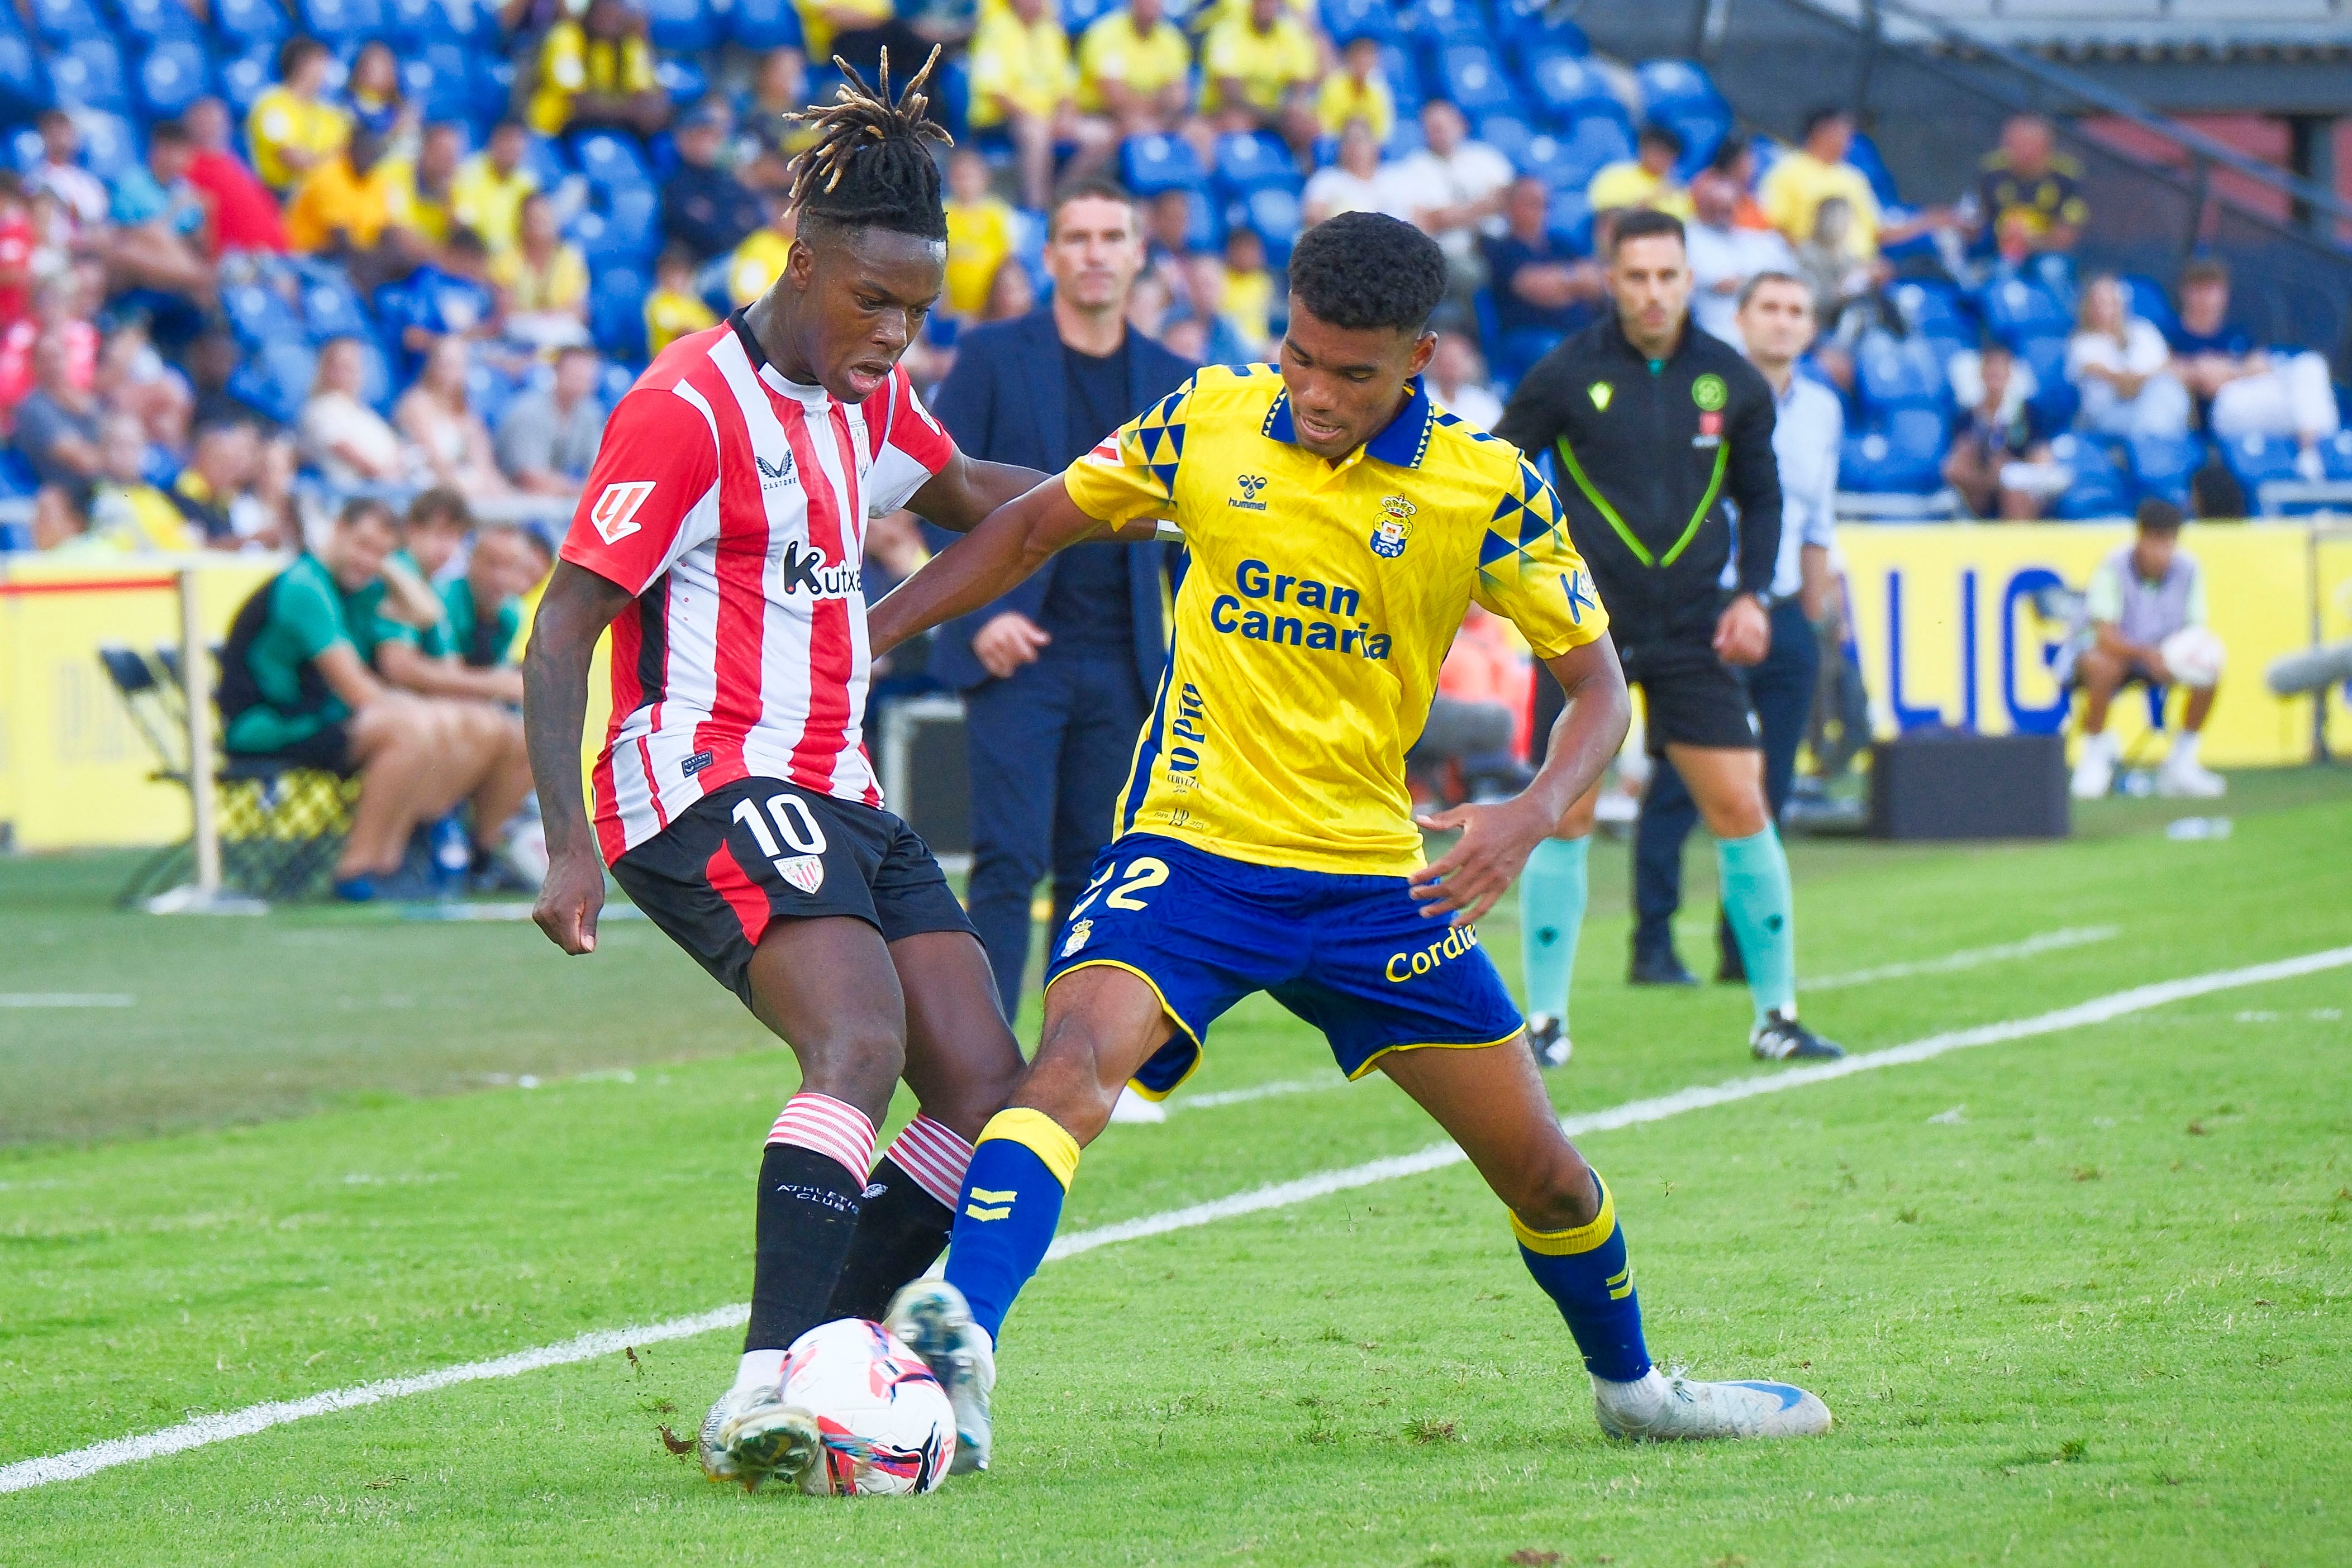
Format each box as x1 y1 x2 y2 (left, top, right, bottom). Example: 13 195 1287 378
1287 212 1448 334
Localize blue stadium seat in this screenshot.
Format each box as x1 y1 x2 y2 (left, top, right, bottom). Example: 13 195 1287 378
51 37 130 116
223 279 304 345
1375 42 1423 115
2127 431 2201 509
301 0 385 46
231 338 319 427
1982 276 2069 345
1543 188 1592 251
2118 273 2179 342
1545 113 1632 190
1845 130 1901 209
26 0 106 42
2322 429 2352 482
1213 132 1299 198
120 0 207 41
77 111 140 180
219 46 277 113
1061 0 1118 31
0 447 45 503
1853 328 1950 413
1439 45 1520 121
1839 407 1948 494
1888 280 1973 355
465 355 518 429
136 38 213 121
597 359 641 407
1175 185 1220 251
1321 0 1398 45
590 262 649 360
1404 0 1492 44
729 0 805 50
572 128 654 192
2047 432 2130 520
301 275 374 342
385 0 465 42
655 55 707 107
214 0 293 45
0 27 50 116
1523 50 1613 124
1239 184 1302 269
1475 113 1534 170
1494 0 1584 50
574 184 659 264
403 41 474 121
1635 59 1720 117
8 124 44 171
470 56 515 127
2218 431 2302 497
642 0 722 54
1120 133 1206 197
517 131 572 190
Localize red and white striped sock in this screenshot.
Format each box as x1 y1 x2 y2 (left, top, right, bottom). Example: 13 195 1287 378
884 1114 977 1211
765 1092 878 1184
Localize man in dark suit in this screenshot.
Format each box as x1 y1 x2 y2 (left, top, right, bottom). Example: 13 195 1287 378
926 177 1194 1019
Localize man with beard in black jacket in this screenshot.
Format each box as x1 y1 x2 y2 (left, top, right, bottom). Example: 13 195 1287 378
1496 208 1842 1066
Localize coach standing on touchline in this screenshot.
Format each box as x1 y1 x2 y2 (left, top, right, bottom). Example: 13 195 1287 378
1634 271 1841 985
924 177 1193 1033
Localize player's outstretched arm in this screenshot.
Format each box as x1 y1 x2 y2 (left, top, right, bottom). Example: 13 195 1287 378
868 476 1148 656
905 450 1050 534
1410 635 1630 926
523 561 637 956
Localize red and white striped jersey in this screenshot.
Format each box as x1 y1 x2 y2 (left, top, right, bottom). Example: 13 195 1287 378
558 314 954 865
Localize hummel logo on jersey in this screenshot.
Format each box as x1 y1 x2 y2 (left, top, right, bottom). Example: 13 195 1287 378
757 451 796 489
1228 473 1269 511
777 540 862 599
589 480 656 544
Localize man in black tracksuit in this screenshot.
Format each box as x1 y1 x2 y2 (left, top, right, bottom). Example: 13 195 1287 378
1494 208 1841 1064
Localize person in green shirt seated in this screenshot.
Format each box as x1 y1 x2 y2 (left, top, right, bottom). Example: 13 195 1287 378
217 498 537 902
441 522 537 671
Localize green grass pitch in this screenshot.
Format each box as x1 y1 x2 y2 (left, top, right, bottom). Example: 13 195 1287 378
2 771 2348 1565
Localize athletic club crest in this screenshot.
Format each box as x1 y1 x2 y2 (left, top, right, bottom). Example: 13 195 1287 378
1369 495 1416 558
777 854 826 895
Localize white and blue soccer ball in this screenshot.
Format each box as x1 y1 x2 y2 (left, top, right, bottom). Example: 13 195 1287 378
780 1318 956 1496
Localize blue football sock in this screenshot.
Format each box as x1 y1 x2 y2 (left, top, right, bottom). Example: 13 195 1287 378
941 1108 1081 1344
1717 826 1798 1028
1514 1172 1651 1383
1518 835 1588 1026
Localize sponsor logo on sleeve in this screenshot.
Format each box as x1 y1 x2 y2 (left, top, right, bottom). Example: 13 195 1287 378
589 481 656 544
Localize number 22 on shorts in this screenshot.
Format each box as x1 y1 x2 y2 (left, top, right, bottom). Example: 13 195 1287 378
1068 856 1169 919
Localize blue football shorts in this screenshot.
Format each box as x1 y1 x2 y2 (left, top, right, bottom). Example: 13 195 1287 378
1041 833 1528 1097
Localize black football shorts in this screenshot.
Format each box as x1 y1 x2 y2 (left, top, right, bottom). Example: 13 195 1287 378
1532 639 1761 756
610 776 975 1007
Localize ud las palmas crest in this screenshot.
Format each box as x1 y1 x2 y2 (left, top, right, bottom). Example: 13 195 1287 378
776 854 826 895
1370 495 1416 558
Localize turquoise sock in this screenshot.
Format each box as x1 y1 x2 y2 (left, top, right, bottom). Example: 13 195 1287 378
1717 827 1797 1027
1513 1172 1651 1381
942 1109 1080 1343
1518 835 1588 1026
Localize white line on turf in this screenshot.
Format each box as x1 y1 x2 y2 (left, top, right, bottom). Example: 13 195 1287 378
1170 1076 1344 1111
7 943 2346 1496
0 994 135 1008
1799 926 2120 992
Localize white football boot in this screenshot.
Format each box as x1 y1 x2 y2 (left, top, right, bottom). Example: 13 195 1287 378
1593 1367 1832 1441
2070 733 2117 800
2157 737 2226 799
885 1279 997 1474
698 1378 822 1492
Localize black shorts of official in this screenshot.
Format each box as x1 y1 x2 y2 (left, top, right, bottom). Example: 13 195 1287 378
1531 642 1760 756
610 776 976 1008
229 721 358 778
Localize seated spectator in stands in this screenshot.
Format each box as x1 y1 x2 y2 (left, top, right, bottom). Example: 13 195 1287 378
397 337 511 498
301 335 408 488
792 0 908 87
1790 196 1880 347
103 120 217 308
27 110 110 233
943 149 1016 320
1686 169 1795 345
382 230 501 379
218 498 534 902
663 102 765 265
15 335 104 488
1386 101 1515 296
1943 340 2056 520
1201 0 1322 160
171 419 269 547
1077 0 1193 139
1587 123 1694 221
492 194 591 352
1710 134 1775 231
727 192 798 308
2065 499 2224 800
2168 258 2341 478
982 256 1037 323
345 40 417 146
971 0 1111 211
451 120 538 257
496 345 604 497
89 414 195 553
284 128 418 290
1760 107 1883 263
645 244 718 356
441 522 538 669
2067 273 2189 441
1428 332 1502 430
1482 176 1604 360
31 480 103 555
734 47 816 192
1302 120 1408 226
399 123 467 254
371 490 524 695
183 98 289 256
1177 252 1258 364
1959 113 2084 258
527 0 670 138
1317 35 1396 146
248 38 350 196
1217 225 1277 354
0 275 96 416
185 330 274 432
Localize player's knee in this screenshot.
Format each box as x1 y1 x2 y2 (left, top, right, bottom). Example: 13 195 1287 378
1503 1145 1601 1233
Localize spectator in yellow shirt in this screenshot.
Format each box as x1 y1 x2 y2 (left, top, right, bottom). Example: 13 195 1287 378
1201 0 1320 158
970 0 1112 209
527 0 670 139
92 412 197 552
792 0 896 71
1077 0 1193 138
284 130 417 288
393 122 465 251
1585 123 1695 220
727 194 798 308
1217 223 1274 352
1759 107 1883 261
942 148 1016 318
451 121 540 258
1315 36 1394 146
246 38 349 193
645 245 718 357
492 193 591 350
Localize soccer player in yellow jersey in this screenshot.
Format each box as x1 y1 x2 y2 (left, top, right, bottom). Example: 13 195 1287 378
868 213 1832 1471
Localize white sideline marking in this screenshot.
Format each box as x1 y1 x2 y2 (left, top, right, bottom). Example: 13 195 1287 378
1171 1076 1344 1111
0 994 135 1008
7 944 2348 1496
1800 926 2121 992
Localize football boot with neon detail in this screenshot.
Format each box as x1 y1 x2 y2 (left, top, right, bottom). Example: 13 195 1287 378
884 1279 996 1475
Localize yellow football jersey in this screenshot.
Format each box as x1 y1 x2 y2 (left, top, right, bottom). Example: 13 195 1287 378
1063 364 1608 878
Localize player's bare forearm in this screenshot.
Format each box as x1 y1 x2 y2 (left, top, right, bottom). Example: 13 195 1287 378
908 452 1050 533
1411 636 1629 924
523 562 633 955
870 476 1138 656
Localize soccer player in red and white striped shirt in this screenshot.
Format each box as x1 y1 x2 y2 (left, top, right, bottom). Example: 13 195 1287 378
522 56 1043 1490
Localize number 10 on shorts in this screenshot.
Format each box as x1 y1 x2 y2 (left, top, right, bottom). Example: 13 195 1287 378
732 793 830 894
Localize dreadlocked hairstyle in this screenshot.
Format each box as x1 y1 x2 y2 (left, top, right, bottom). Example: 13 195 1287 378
784 46 953 244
